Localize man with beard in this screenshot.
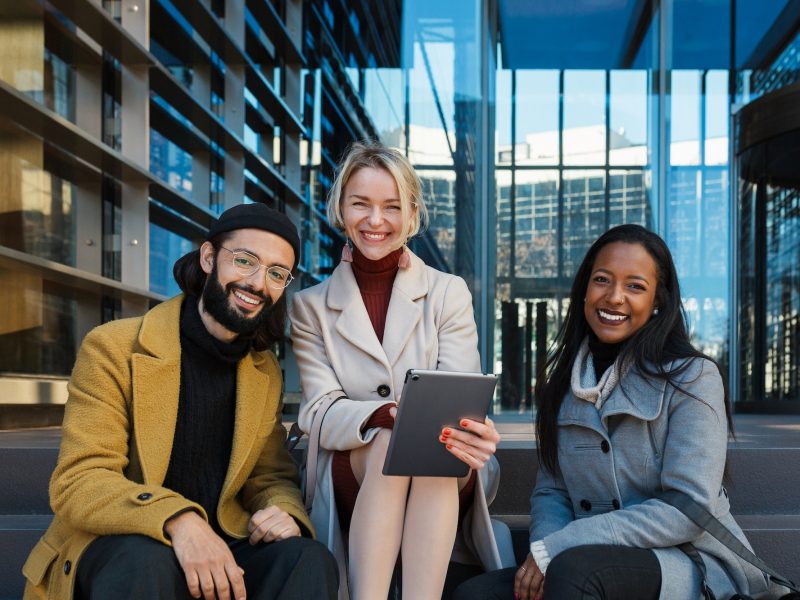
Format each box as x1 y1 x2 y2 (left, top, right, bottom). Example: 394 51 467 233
22 204 338 600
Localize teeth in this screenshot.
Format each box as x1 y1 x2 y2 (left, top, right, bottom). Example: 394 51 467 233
363 232 387 240
598 310 627 321
234 290 260 305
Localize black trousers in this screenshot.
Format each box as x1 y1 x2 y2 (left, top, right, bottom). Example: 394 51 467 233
75 534 338 600
453 545 662 600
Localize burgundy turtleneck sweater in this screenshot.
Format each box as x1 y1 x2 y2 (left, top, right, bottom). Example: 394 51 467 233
332 246 475 532
350 245 402 343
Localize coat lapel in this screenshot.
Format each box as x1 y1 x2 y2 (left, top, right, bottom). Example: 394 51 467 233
131 296 183 485
600 365 667 423
221 353 270 497
382 252 427 367
327 262 389 366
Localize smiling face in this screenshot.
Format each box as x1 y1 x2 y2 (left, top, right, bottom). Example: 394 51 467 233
341 166 411 261
583 241 659 344
199 228 295 338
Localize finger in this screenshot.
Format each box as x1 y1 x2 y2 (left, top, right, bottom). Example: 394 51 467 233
389 405 397 419
272 520 301 541
199 570 216 600
249 521 271 545
442 426 498 453
184 569 202 599
211 567 232 600
444 440 490 469
225 562 246 600
459 417 501 443
520 570 537 600
513 565 527 598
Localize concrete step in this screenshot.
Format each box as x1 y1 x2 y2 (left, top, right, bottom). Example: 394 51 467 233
0 515 53 600
0 429 60 515
497 514 800 586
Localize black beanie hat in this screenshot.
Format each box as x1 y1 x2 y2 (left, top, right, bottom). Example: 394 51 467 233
207 203 301 270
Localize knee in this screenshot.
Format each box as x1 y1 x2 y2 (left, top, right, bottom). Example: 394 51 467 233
101 535 175 566
543 546 602 599
283 538 337 569
80 534 182 580
369 428 393 455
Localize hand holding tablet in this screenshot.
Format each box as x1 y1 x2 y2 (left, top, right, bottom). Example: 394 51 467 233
382 369 498 477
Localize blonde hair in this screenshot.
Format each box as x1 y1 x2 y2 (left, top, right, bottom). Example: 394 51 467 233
326 141 428 241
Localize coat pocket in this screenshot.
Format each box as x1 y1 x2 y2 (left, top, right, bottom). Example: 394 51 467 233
22 539 58 587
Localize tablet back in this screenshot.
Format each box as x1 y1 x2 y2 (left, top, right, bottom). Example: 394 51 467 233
382 369 497 477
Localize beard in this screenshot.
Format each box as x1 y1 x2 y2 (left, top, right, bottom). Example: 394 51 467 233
201 261 274 336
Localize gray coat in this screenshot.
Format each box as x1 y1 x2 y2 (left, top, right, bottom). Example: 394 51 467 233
530 357 778 600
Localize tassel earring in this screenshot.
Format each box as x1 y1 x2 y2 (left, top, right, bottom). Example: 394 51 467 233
341 240 353 263
398 246 411 269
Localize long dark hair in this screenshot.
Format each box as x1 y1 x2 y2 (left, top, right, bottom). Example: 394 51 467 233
172 232 288 351
535 224 732 474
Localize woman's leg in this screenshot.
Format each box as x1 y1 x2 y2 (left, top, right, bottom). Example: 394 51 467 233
348 429 411 600
399 475 459 599
543 545 661 600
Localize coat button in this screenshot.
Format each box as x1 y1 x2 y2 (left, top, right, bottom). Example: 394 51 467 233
137 492 152 501
377 385 391 398
63 560 71 575
601 440 610 453
580 499 592 512
612 499 621 510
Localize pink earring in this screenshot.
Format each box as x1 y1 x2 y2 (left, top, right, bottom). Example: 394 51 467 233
398 246 411 269
341 241 353 263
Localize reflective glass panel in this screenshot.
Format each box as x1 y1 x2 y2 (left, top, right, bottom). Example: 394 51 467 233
563 71 606 166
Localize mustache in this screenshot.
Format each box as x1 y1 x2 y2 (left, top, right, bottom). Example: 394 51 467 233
226 283 269 303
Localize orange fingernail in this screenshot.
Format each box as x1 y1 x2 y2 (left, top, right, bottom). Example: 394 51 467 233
460 420 469 427
446 444 453 450
439 436 447 442
443 428 451 435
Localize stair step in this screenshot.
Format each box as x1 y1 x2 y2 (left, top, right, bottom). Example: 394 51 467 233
0 515 53 600
0 430 60 515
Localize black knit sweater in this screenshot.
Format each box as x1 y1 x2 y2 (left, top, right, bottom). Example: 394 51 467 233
588 334 623 381
163 295 250 538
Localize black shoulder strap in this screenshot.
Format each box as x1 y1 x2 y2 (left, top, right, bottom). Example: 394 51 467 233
659 489 799 594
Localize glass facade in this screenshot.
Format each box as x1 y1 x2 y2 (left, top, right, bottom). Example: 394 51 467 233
1 0 798 415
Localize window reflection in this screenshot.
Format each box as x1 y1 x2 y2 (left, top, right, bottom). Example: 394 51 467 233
0 273 100 376
149 222 196 298
514 170 559 279
563 71 606 166
515 71 559 166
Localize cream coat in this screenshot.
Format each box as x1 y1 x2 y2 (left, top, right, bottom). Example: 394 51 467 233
22 295 312 600
290 250 515 599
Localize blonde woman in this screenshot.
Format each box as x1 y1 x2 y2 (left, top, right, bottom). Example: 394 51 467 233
290 142 515 599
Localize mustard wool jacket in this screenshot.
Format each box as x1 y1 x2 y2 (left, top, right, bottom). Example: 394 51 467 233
22 295 312 600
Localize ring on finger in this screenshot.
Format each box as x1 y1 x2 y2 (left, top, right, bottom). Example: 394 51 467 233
519 566 527 573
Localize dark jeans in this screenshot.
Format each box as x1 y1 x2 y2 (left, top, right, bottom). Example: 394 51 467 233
75 534 338 600
453 545 662 600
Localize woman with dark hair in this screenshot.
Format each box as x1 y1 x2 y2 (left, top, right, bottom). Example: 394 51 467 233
455 224 776 600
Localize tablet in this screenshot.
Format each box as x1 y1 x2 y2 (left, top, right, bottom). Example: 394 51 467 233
382 369 498 478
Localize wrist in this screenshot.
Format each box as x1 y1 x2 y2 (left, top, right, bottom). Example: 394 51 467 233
164 509 200 539
530 540 552 575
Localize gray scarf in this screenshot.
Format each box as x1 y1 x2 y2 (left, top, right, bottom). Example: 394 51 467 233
570 338 627 410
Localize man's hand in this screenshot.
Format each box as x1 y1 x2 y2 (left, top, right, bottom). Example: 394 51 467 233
247 505 302 544
165 511 246 600
514 553 544 600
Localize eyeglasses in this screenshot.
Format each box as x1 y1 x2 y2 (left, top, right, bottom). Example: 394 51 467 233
218 246 295 290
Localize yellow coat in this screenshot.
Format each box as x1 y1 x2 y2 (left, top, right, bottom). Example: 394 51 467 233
22 295 312 600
